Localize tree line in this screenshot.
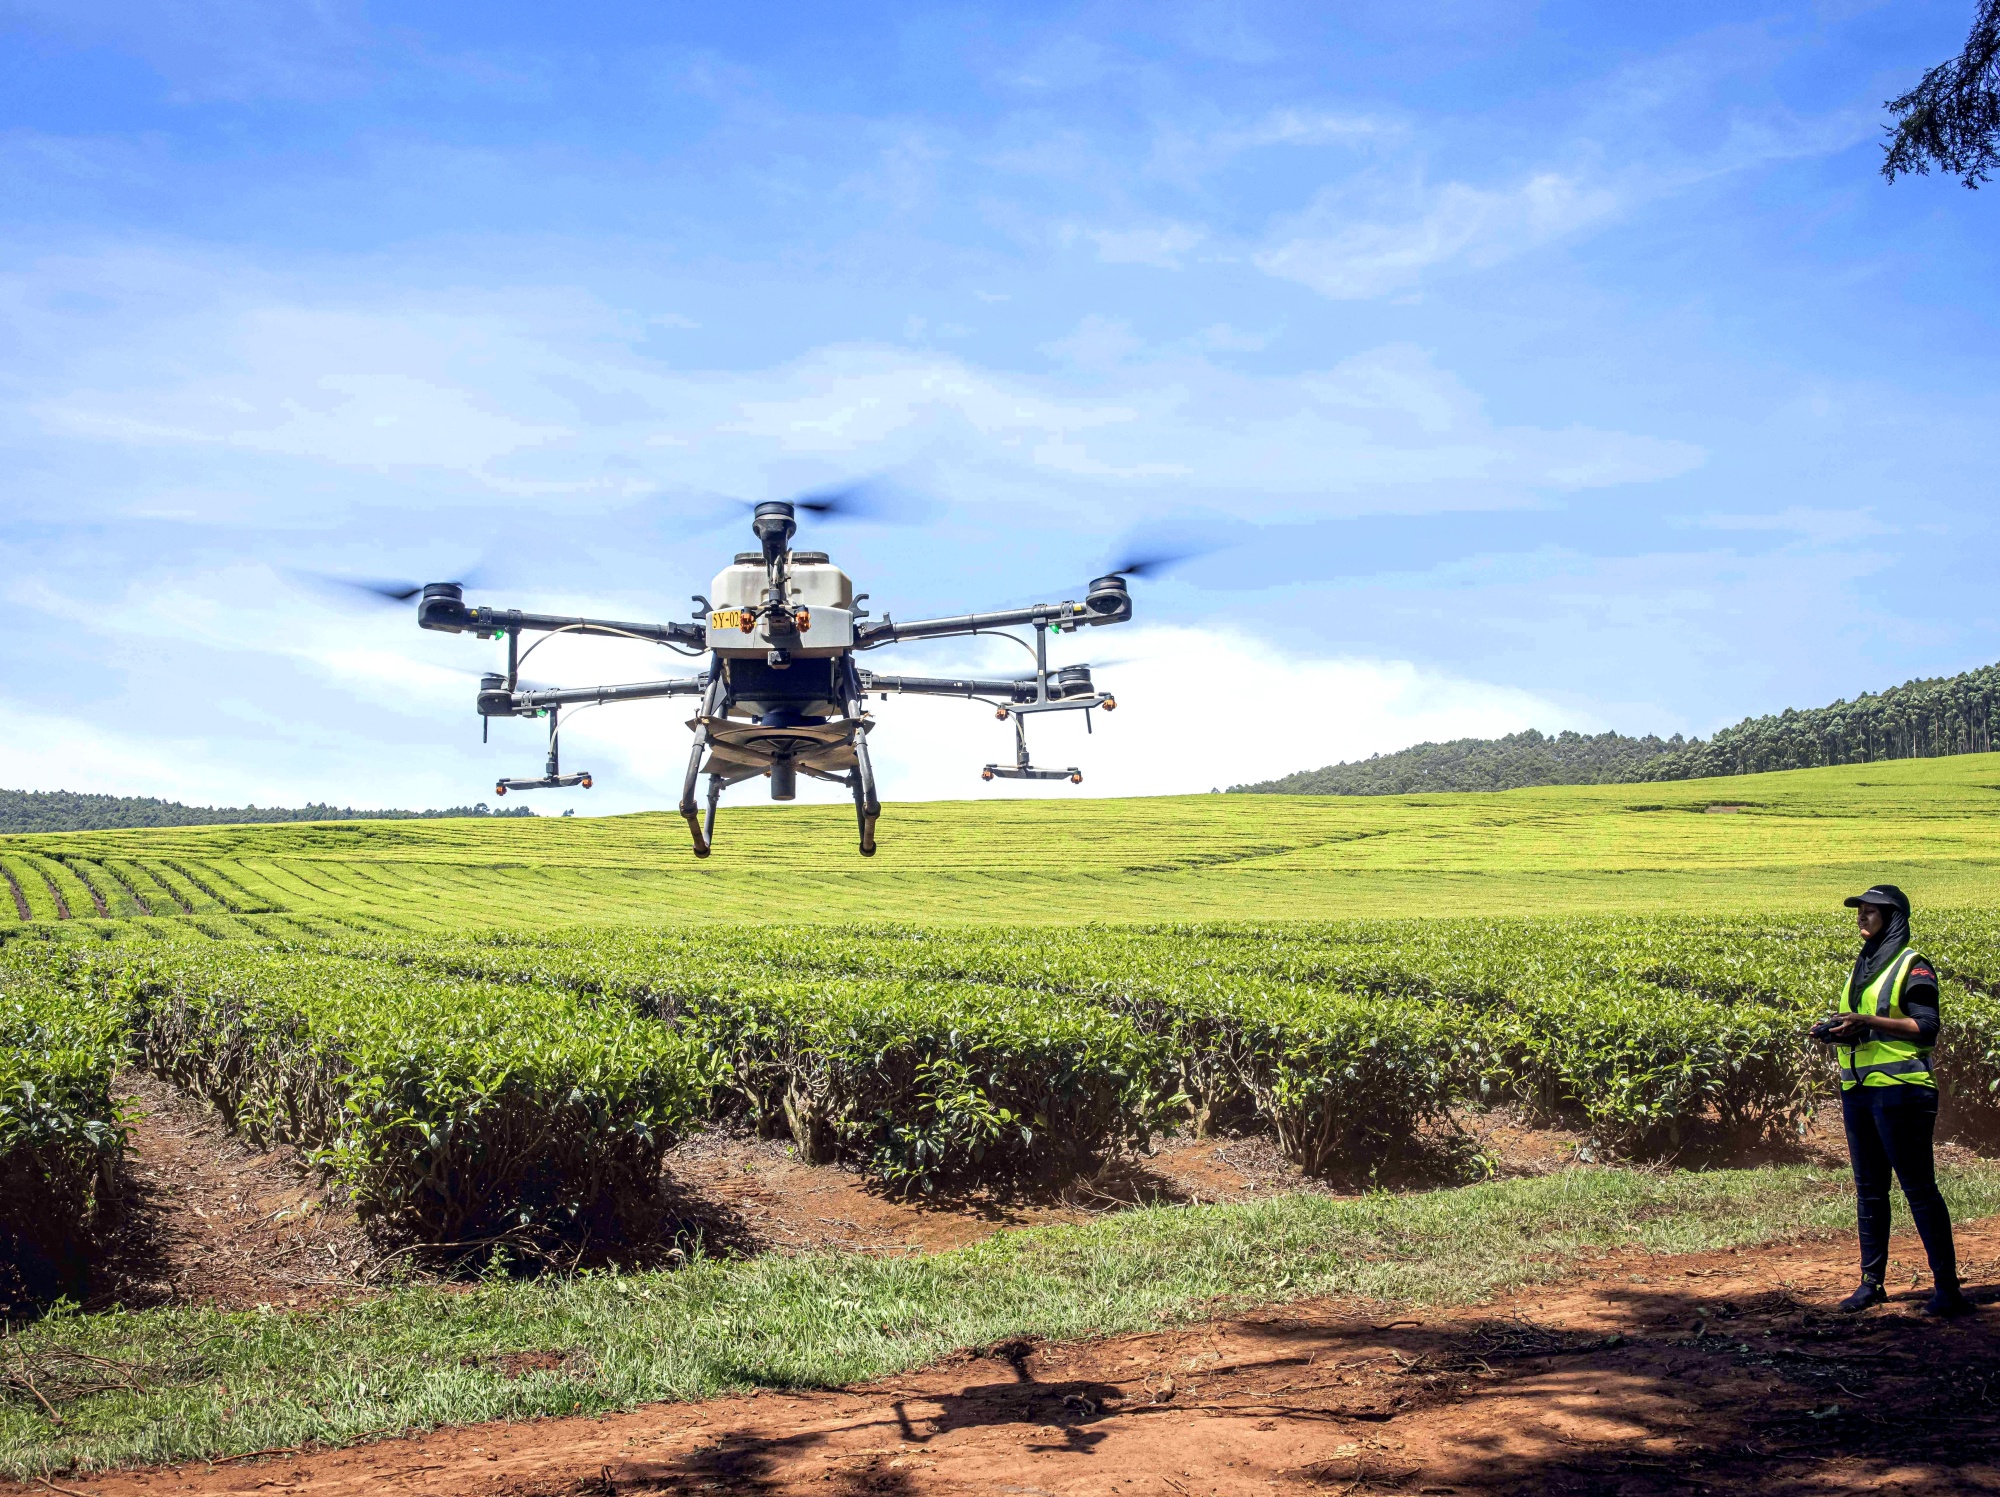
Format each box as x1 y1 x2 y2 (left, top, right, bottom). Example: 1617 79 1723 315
1231 729 1683 796
1233 661 2000 796
1629 663 2000 782
0 789 539 835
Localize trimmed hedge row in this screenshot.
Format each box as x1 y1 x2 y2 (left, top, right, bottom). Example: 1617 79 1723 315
76 945 715 1249
341 917 1868 1174
23 913 2000 1219
0 953 127 1307
681 978 1163 1193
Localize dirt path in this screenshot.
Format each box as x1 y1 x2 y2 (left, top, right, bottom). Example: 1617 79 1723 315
90 1078 1348 1303
31 1218 2000 1496
660 1125 1350 1258
81 1074 374 1313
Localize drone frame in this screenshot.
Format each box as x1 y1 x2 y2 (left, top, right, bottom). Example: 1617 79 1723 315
413 501 1132 857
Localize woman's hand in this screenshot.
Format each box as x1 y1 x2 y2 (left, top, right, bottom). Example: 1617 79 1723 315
1834 1013 1922 1040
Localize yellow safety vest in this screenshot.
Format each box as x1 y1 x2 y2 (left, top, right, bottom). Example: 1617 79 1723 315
1837 946 1935 1090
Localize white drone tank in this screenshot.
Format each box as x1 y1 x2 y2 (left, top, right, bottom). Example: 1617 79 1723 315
705 551 856 657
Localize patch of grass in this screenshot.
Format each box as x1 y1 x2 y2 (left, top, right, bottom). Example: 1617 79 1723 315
8 1163 1999 1477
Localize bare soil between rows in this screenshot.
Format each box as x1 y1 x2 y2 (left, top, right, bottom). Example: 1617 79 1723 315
37 1077 2000 1495
24 1217 2000 1497
19 796 2000 1492
79 1074 1931 1313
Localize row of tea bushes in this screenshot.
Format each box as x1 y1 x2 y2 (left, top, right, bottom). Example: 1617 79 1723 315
0 953 128 1306
20 912 2000 1245
332 914 1922 1166
29 941 716 1253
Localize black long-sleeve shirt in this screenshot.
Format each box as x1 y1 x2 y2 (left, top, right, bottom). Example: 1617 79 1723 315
1903 957 1940 1046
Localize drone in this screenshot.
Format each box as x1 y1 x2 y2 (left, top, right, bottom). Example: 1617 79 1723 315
373 499 1137 857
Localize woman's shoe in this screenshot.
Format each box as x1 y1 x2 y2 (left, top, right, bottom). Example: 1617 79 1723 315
1923 1287 1976 1318
1838 1281 1886 1313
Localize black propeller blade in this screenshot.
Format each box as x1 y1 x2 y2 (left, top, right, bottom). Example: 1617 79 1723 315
297 566 490 607
744 478 933 525
1105 543 1217 580
345 578 426 603
788 481 919 521
654 477 935 543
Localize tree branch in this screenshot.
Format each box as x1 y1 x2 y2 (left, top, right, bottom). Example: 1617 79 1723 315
1883 0 2000 188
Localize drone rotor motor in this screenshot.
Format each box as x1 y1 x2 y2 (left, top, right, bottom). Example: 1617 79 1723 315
752 501 798 565
1083 574 1132 622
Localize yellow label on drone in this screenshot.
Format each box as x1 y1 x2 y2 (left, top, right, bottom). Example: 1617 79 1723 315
709 609 743 631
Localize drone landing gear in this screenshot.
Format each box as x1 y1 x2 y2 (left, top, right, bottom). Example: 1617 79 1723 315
981 711 1082 785
680 667 880 859
496 773 591 794
836 661 880 856
678 686 724 858
494 704 593 796
850 728 880 857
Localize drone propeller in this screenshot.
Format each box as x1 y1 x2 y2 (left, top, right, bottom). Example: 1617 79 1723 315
297 565 491 607
447 665 555 691
1105 543 1216 580
770 478 933 526
652 483 916 545
790 483 873 519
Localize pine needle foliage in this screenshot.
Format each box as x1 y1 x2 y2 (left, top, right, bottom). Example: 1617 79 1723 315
1883 0 2000 188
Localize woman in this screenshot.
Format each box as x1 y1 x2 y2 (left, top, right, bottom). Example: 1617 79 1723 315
1823 884 1973 1316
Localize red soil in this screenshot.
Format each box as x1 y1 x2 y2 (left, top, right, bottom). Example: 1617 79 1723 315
47 1077 2000 1495
80 1075 374 1313
31 1217 2000 1497
98 1076 1602 1303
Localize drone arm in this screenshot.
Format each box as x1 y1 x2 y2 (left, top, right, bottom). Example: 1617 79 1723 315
860 672 1038 704
483 609 702 648
855 603 1081 646
509 675 708 711
417 587 705 649
853 576 1131 649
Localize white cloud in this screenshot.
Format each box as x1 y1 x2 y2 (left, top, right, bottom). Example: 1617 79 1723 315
28 301 577 478
0 690 496 811
1237 39 1873 308
1147 107 1394 183
888 623 1582 797
8 565 487 723
0 581 1578 814
1193 323 1276 353
1694 507 1892 547
1225 108 1388 151
1256 172 1621 301
0 700 232 804
1040 314 1146 369
543 623 1582 807
5 255 1702 524
1071 220 1207 269
681 341 1700 502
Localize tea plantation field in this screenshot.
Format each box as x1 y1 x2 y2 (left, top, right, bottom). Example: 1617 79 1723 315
5 754 2000 933
10 755 2000 1474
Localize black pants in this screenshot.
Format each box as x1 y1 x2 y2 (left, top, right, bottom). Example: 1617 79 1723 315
1843 1084 1957 1289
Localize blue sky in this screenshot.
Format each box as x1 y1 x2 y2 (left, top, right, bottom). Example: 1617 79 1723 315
1 1 1995 810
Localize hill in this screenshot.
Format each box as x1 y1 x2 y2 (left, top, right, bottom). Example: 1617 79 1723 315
0 787 537 834
1630 661 2000 780
1232 660 2000 795
1225 728 1683 795
6 754 2000 928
